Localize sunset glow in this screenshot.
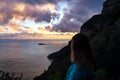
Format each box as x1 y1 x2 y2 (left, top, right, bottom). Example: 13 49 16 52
0 0 77 39
0 0 104 39
14 3 25 12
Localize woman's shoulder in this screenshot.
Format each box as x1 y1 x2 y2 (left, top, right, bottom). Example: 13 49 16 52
68 62 79 72
67 62 96 80
78 66 96 80
73 64 96 80
69 62 79 69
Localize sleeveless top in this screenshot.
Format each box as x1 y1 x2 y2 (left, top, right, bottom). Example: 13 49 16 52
66 62 96 80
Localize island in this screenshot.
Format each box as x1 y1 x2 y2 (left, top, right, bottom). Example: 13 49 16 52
38 43 46 45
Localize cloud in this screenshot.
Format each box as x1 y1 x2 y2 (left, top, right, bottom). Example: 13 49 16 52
53 14 82 32
53 0 105 32
0 0 58 25
21 0 57 4
0 0 105 33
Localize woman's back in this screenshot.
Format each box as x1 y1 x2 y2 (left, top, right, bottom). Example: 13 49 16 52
66 63 96 80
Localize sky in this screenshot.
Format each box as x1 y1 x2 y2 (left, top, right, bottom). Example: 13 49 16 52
0 0 105 39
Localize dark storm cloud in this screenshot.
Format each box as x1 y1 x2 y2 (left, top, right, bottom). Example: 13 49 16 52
54 21 81 32
0 1 15 25
76 0 106 13
21 0 59 5
0 0 58 25
53 0 105 32
53 14 83 32
21 0 43 4
31 11 52 23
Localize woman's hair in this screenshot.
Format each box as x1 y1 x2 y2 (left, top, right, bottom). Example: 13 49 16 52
71 33 96 71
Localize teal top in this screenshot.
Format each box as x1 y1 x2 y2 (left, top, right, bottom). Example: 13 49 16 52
66 62 96 80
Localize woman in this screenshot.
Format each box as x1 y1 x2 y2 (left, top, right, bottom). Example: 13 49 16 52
66 33 96 80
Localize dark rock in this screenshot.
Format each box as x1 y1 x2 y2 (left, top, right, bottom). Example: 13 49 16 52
0 70 23 80
38 43 46 45
81 0 120 79
102 0 120 15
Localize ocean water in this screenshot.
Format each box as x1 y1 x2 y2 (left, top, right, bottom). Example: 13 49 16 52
0 39 69 80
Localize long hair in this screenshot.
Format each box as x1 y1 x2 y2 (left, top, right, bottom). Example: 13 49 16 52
71 33 96 71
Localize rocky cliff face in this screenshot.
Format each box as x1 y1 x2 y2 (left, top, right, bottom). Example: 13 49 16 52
34 0 120 80
81 0 120 78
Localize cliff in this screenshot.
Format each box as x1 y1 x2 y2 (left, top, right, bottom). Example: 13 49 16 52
34 0 120 80
34 42 71 80
81 0 120 78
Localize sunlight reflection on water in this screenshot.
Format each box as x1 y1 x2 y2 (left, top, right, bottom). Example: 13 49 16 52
0 39 68 80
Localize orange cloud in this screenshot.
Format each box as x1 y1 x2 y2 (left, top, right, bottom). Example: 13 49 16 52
12 14 24 20
0 2 5 8
0 12 4 19
6 27 20 33
24 28 35 33
35 27 77 40
0 27 6 32
10 21 20 31
38 27 47 31
44 3 56 13
14 3 26 12
35 3 56 13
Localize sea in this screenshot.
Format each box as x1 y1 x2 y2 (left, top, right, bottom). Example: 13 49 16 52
0 39 69 80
